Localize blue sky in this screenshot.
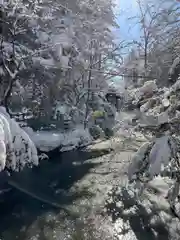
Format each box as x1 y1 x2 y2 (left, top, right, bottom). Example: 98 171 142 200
114 0 140 40
115 0 180 40
109 0 140 87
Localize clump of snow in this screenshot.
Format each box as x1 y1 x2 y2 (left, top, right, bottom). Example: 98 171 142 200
24 125 93 152
162 98 170 108
0 107 38 172
139 80 157 95
125 80 158 106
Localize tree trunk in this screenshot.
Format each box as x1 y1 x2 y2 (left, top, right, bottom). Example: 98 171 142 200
2 77 15 115
144 40 148 73
84 67 92 129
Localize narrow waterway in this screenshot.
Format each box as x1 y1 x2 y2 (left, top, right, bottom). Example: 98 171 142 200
0 145 123 240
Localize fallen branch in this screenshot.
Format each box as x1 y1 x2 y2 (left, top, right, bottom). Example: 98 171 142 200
7 179 76 218
8 180 62 207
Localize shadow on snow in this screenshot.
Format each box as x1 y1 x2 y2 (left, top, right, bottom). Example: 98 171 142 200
0 147 111 240
105 186 171 240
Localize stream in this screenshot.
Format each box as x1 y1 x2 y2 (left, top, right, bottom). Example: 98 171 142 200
0 146 120 240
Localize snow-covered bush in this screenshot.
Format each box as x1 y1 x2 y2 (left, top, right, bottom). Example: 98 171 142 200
0 107 38 172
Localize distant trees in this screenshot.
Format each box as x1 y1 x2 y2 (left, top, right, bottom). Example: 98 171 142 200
124 0 180 86
0 0 119 125
0 0 121 174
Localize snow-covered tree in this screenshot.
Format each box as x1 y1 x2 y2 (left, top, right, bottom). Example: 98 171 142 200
125 0 180 86
0 106 38 172
38 0 119 129
0 0 119 137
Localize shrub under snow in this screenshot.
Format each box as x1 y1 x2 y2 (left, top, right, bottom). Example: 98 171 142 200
0 107 38 172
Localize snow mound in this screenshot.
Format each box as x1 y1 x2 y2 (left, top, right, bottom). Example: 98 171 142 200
139 80 157 95
125 80 158 106
24 126 93 152
0 107 38 172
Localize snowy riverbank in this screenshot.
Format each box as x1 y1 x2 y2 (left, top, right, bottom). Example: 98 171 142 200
23 125 93 152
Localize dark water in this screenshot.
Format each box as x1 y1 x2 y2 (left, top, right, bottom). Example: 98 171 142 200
0 149 109 240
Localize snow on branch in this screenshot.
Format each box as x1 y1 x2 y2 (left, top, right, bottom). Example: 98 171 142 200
0 106 38 172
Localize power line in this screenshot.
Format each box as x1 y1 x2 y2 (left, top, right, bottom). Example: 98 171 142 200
42 63 157 79
81 67 156 79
